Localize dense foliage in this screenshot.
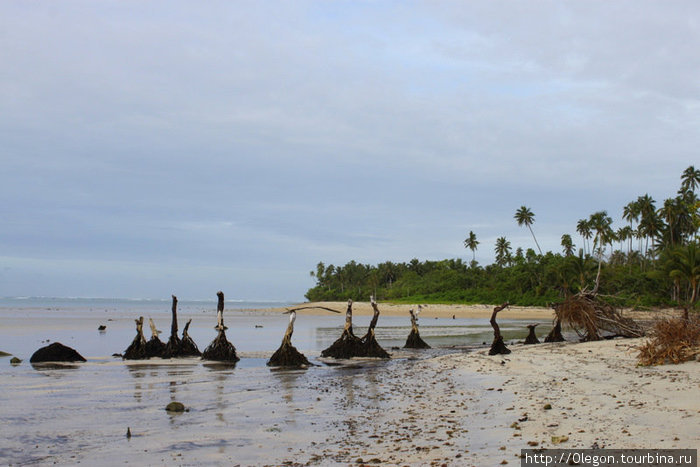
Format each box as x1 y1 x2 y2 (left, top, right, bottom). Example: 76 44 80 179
306 166 700 311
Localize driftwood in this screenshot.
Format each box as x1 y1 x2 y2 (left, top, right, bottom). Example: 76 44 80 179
524 324 540 345
30 342 86 363
203 291 239 362
404 305 430 349
359 297 390 358
321 300 363 358
145 318 165 357
555 293 644 341
488 302 511 355
123 316 148 360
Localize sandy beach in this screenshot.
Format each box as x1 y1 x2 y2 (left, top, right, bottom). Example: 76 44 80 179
1 300 698 466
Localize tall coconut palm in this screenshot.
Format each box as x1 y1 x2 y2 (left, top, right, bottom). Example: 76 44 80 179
622 200 640 253
681 165 700 193
494 236 512 266
576 219 592 255
463 231 479 262
589 211 613 293
514 206 542 255
561 234 575 256
667 242 700 320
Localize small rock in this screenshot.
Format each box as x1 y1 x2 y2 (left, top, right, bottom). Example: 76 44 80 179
165 402 186 412
98 325 107 331
10 357 22 366
543 404 552 410
551 435 569 444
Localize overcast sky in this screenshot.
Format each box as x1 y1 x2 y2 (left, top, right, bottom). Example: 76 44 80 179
1 1 698 301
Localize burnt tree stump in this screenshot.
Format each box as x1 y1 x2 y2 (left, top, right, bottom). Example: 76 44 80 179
203 291 239 362
524 324 540 345
488 302 511 355
404 305 430 349
321 300 363 359
123 316 148 360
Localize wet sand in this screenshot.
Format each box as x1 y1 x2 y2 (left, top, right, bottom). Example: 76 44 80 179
1 303 698 465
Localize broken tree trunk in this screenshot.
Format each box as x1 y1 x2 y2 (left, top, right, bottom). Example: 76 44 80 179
524 324 540 345
544 318 566 342
180 318 201 357
123 316 148 360
145 318 165 358
404 305 430 349
321 300 363 359
359 297 390 358
162 295 182 358
488 302 511 355
203 291 239 362
267 310 310 367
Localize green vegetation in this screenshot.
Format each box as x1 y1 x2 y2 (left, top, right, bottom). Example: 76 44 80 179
306 166 700 311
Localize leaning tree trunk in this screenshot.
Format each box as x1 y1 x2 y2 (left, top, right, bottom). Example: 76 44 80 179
203 291 239 362
404 305 430 349
162 295 182 358
544 318 566 342
488 302 511 355
524 323 540 345
321 300 363 359
123 316 148 360
267 310 310 367
145 318 165 358
359 298 390 358
179 318 202 357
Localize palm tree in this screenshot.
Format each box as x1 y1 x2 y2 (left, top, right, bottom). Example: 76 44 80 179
666 242 700 320
681 165 700 193
463 231 479 262
576 219 592 255
589 210 613 293
561 234 575 256
622 200 640 253
494 237 512 266
514 206 542 255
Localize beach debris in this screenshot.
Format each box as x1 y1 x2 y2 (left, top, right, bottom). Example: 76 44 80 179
359 296 390 358
488 303 511 355
126 427 131 439
165 401 186 412
98 325 106 331
145 318 165 358
551 435 569 444
554 292 644 341
10 357 22 366
524 324 540 345
267 309 309 367
30 342 86 363
543 403 552 410
637 315 700 365
0 350 10 356
202 291 239 362
123 316 148 360
321 300 364 359
404 305 431 349
162 295 201 358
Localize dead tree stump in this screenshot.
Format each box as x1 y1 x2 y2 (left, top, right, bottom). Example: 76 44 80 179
145 318 165 358
267 310 310 367
524 324 540 345
123 316 148 360
359 297 390 358
544 319 566 342
180 319 201 357
404 305 430 349
321 300 363 358
488 302 511 355
203 291 239 362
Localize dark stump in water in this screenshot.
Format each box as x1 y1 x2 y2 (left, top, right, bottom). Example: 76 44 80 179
145 335 165 358
179 320 202 357
203 330 239 362
321 329 363 359
544 319 566 342
488 302 511 355
360 332 391 358
268 340 309 367
524 324 540 345
30 342 86 363
123 317 148 360
404 328 431 349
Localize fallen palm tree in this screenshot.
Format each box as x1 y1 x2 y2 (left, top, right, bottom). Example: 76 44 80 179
321 300 364 359
203 291 239 362
488 302 511 355
638 315 700 365
404 305 430 349
554 292 644 341
123 316 148 360
359 297 390 358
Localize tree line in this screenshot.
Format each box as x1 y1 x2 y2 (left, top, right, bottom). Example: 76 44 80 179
306 166 699 311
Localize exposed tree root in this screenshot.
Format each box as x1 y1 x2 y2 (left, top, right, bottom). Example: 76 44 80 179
403 305 430 349
488 302 511 355
555 292 644 341
524 324 540 345
544 319 566 342
321 300 364 359
202 291 238 362
123 317 148 360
